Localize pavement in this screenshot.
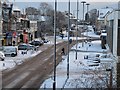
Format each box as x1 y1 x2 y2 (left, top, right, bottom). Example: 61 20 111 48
40 40 117 88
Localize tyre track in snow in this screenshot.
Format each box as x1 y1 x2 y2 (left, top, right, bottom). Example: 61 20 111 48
2 41 72 89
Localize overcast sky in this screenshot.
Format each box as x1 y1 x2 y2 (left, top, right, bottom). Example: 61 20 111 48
9 0 120 2
8 0 119 19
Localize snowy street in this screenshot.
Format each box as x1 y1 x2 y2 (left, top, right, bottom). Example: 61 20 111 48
1 0 120 89
0 44 52 71
0 30 117 89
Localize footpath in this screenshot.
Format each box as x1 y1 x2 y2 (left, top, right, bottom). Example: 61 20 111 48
40 36 117 89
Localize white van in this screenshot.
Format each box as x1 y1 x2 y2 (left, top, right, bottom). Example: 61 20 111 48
3 46 18 57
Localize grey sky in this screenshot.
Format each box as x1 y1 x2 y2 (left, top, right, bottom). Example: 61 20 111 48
9 0 120 2
8 0 118 19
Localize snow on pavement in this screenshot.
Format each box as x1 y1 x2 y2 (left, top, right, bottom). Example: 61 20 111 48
40 40 116 88
0 30 117 88
72 40 107 53
0 37 65 71
83 31 100 38
0 50 42 71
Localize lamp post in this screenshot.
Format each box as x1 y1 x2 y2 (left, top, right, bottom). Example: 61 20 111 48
86 3 90 13
81 1 86 21
86 3 90 24
81 1 86 47
53 0 57 90
67 0 70 79
86 3 90 48
75 0 79 60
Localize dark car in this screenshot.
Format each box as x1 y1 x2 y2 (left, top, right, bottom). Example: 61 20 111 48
43 39 49 43
29 40 44 46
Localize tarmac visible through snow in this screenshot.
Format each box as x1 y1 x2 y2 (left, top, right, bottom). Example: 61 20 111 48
0 30 117 89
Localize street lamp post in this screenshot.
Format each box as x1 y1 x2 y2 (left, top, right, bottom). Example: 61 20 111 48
86 3 90 14
81 1 86 21
53 0 57 90
86 3 90 48
75 0 79 60
81 1 86 47
67 0 70 79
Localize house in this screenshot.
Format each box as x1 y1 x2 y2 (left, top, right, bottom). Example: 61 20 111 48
2 2 13 45
1 1 30 45
97 8 113 29
106 5 119 57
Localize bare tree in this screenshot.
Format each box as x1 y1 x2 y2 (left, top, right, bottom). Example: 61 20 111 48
38 2 53 16
25 7 40 21
56 11 66 29
25 7 39 15
25 2 67 36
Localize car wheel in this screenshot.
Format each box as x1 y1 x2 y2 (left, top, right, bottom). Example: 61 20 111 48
11 54 15 57
1 58 4 61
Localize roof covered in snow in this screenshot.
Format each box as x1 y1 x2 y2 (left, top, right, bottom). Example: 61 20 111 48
13 5 20 11
101 33 107 36
97 8 113 20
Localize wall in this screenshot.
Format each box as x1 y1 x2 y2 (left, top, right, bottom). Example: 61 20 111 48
30 21 37 40
117 20 120 56
107 20 113 53
113 11 118 57
107 10 119 57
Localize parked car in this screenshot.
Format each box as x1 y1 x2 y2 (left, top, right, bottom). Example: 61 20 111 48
0 51 5 61
27 44 36 50
18 43 35 50
29 40 44 46
43 39 49 43
96 31 101 35
3 46 17 57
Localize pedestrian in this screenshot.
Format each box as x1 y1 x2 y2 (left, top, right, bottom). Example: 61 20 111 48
69 39 72 44
3 62 5 67
62 48 65 55
61 34 64 39
13 41 15 46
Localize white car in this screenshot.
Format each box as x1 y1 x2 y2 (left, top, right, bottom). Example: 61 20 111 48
0 51 5 61
3 46 18 57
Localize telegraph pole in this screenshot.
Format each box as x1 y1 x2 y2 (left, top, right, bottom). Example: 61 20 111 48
53 0 57 90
